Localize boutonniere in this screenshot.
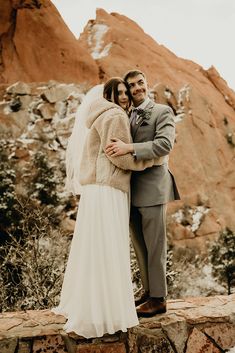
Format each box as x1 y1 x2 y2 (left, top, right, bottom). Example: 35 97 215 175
136 108 151 120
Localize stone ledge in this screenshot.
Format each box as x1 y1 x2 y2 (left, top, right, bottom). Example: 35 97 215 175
0 294 234 353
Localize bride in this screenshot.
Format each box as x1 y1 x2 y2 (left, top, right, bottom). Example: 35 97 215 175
52 77 156 338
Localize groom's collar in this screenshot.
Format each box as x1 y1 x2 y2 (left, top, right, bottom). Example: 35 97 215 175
134 97 151 110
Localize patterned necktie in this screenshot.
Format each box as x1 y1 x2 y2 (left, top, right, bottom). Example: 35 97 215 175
130 109 138 128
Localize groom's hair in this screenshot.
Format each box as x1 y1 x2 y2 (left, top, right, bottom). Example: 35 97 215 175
123 70 146 82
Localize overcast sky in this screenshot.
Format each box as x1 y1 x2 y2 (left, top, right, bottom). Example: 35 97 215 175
51 0 235 91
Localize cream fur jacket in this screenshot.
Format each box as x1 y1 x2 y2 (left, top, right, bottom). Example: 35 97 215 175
79 98 163 193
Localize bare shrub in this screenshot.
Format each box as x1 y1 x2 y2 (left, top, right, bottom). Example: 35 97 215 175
167 246 226 299
0 198 71 312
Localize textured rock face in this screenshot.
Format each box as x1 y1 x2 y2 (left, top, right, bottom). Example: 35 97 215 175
1 4 235 246
79 9 212 88
79 9 235 246
0 0 99 84
0 294 234 353
0 81 82 233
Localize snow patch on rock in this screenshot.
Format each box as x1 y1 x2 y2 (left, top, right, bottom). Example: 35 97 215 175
88 24 112 59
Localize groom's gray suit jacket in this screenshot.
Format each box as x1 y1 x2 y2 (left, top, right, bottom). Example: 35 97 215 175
131 100 180 207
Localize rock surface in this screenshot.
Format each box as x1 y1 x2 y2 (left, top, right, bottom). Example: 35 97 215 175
0 76 235 248
0 294 234 353
0 0 99 84
1 4 235 247
79 8 235 246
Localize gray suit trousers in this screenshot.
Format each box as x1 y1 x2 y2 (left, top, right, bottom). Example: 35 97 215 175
130 204 167 297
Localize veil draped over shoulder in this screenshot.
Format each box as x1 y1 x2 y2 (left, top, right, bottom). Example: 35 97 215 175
65 84 104 195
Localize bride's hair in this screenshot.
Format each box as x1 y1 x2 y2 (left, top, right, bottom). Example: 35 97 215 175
103 77 131 110
66 78 132 195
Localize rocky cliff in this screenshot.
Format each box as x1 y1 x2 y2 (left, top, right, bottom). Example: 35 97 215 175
0 0 99 84
79 9 235 247
0 4 235 247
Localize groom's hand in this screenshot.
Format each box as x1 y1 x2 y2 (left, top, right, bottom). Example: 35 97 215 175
105 138 134 156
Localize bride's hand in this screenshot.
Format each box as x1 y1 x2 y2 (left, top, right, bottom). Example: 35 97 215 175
105 138 134 156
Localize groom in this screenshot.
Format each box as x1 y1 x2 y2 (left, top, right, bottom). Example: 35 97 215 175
106 70 180 317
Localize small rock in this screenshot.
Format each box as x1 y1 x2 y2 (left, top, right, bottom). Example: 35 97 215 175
6 82 31 95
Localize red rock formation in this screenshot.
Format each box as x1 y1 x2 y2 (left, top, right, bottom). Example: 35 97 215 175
79 9 205 88
206 66 235 111
0 0 99 84
1 5 235 246
79 9 235 245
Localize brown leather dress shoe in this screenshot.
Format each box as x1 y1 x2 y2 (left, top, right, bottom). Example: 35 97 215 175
136 297 166 317
134 291 150 307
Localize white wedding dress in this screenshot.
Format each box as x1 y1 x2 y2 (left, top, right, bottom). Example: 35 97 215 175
52 184 138 338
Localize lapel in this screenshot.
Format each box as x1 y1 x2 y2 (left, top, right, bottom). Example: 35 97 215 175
131 101 155 139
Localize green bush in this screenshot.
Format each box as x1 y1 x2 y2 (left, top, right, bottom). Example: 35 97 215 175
31 151 60 206
209 228 235 287
0 140 22 243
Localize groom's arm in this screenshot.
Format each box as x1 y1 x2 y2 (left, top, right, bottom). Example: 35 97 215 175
134 107 175 160
106 106 175 160
96 112 155 171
